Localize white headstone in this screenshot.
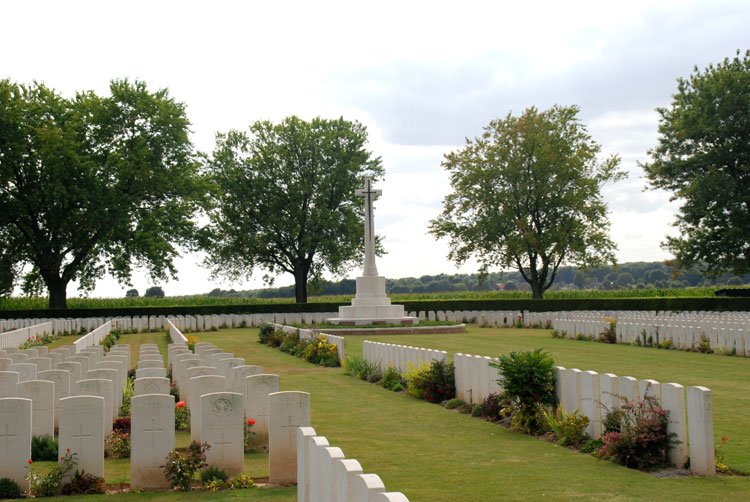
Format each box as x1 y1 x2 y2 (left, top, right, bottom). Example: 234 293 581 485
232 365 263 394
246 374 280 444
201 392 244 476
687 386 715 475
189 375 225 443
0 397 32 489
661 382 688 468
56 361 82 385
17 380 55 438
131 394 175 489
336 458 363 502
9 363 36 382
269 391 311 484
58 395 105 478
134 377 170 396
72 379 114 433
297 426 317 502
354 473 386 502
0 371 19 398
38 369 71 428
136 367 167 379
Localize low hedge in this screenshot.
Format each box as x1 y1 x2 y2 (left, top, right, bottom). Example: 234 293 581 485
1 297 749 320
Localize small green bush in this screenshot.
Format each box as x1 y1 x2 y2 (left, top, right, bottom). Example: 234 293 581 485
480 393 509 420
27 450 78 497
471 404 482 417
380 366 404 391
200 466 229 484
445 398 465 410
0 477 23 499
404 360 455 403
60 470 105 495
580 438 604 454
343 357 380 381
161 441 209 491
258 323 275 344
543 406 590 447
31 434 58 461
490 348 556 435
229 473 256 489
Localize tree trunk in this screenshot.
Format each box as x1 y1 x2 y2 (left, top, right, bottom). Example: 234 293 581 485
531 281 545 299
293 268 308 303
47 277 69 309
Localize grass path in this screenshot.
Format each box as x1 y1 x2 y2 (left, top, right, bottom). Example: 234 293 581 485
44 326 749 501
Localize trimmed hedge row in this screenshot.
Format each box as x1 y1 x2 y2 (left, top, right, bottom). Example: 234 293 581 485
1 297 750 320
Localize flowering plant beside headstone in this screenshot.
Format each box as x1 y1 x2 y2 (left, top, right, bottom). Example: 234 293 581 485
244 418 257 452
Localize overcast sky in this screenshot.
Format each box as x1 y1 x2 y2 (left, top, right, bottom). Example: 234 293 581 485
3 0 749 297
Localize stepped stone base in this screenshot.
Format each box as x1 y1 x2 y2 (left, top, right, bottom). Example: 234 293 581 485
326 275 418 326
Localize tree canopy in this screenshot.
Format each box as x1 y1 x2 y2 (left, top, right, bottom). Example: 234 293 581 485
429 105 625 298
0 79 206 308
202 116 383 303
642 50 750 278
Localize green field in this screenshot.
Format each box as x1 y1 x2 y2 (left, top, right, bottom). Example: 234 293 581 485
45 325 749 502
0 286 723 310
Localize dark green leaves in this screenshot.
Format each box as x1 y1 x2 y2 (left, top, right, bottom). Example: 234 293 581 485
642 50 750 277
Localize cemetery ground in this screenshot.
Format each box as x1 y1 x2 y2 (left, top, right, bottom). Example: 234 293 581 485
40 325 749 502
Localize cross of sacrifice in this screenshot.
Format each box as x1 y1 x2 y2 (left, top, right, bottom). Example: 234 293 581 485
0 423 17 451
72 424 92 452
355 176 382 244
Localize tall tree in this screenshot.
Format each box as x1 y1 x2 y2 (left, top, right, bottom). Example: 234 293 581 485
642 50 750 277
429 105 625 298
203 116 383 303
0 79 206 308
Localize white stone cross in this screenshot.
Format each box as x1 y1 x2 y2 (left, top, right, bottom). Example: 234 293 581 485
72 424 92 452
214 431 232 460
280 414 301 451
355 176 381 277
144 418 163 443
0 423 17 451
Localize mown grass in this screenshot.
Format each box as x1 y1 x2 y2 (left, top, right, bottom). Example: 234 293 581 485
0 286 721 310
45 326 749 502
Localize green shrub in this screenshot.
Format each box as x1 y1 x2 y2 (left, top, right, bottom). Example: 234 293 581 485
280 332 299 353
380 366 405 391
175 401 190 431
31 434 58 461
343 357 380 381
580 438 604 454
60 470 105 495
200 466 229 484
445 398 465 410
258 323 275 344
543 406 590 447
480 393 510 420
490 348 556 435
105 430 130 458
404 360 455 403
0 477 23 499
161 441 209 491
229 473 256 489
471 404 482 417
599 396 676 470
26 450 78 497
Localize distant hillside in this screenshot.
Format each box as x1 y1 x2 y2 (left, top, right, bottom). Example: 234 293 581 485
204 261 750 299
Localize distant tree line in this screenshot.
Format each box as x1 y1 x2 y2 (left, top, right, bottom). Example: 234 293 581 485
203 261 750 299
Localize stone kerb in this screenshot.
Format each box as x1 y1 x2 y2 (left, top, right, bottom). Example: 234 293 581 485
59 395 105 479
0 397 32 489
131 394 175 489
269 391 311 484
201 392 244 476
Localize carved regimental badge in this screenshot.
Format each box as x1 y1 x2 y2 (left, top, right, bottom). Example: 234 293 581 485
212 397 233 417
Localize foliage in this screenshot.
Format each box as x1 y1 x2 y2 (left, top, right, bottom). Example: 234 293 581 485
342 356 381 381
203 115 384 303
60 470 105 495
480 393 510 420
404 360 455 403
119 377 134 417
125 288 139 298
113 417 131 433
715 436 730 474
200 466 229 485
543 406 590 447
263 327 340 367
187 335 199 351
257 323 276 345
244 418 257 453
144 286 166 299
105 430 131 458
380 366 405 392
599 395 676 470
0 477 23 499
31 434 58 461
429 105 625 298
229 473 256 489
170 382 180 401
0 79 207 308
161 441 209 491
580 438 604 454
175 401 190 431
445 398 465 410
490 349 556 434
19 332 59 349
300 334 340 366
26 449 77 497
643 50 750 277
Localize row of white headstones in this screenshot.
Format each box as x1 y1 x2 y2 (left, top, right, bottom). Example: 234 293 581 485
362 340 718 476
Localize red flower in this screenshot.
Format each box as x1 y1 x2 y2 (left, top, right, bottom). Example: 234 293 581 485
28 459 32 464
176 401 185 408
247 418 256 425
60 457 64 461
66 448 70 453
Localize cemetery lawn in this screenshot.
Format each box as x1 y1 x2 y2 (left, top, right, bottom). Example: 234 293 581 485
47 326 749 501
